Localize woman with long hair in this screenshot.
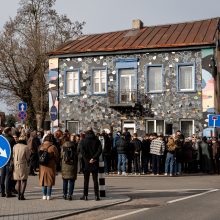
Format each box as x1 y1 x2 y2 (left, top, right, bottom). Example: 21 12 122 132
39 134 59 200
164 136 176 176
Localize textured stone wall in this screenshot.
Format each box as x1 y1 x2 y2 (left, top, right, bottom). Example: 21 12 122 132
58 50 204 135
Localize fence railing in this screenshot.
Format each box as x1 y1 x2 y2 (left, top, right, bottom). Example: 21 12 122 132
108 89 151 106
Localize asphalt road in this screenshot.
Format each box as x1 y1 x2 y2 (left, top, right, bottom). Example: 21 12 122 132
62 174 220 220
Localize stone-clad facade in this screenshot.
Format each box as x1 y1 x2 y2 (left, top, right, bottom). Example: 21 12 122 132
56 50 206 136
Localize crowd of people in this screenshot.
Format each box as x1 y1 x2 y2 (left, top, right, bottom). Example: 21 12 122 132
0 126 219 201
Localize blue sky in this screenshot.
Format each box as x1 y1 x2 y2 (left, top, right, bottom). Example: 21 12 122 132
0 0 220 112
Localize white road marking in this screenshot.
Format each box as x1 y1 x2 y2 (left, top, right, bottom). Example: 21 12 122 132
137 188 215 192
103 188 219 219
167 189 219 204
103 208 150 220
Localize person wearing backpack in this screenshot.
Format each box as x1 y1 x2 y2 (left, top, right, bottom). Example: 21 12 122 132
61 136 78 200
39 134 59 200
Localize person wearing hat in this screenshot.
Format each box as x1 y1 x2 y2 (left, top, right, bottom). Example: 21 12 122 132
13 135 30 200
79 127 102 201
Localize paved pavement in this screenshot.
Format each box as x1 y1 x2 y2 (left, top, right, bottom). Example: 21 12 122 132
0 175 130 220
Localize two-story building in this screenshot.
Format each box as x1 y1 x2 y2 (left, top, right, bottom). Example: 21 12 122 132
48 17 220 137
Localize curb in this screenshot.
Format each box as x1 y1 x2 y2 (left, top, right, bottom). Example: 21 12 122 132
44 196 131 220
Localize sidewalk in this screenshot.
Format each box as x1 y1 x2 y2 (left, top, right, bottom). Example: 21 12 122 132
0 175 130 220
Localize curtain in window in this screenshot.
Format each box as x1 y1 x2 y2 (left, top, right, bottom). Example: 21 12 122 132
147 121 154 133
66 72 73 94
181 121 193 137
148 67 162 92
119 69 136 102
179 66 193 90
93 70 106 93
156 120 164 133
66 71 79 94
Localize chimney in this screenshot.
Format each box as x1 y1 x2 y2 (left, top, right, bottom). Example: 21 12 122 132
132 19 143 29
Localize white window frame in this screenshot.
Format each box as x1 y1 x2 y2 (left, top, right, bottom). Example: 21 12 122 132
119 69 136 102
146 120 165 134
92 69 107 94
177 64 195 92
180 119 194 137
65 70 80 95
122 120 136 134
145 65 163 93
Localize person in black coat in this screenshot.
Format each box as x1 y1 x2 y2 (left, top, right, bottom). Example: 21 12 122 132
79 127 102 201
116 133 129 175
101 131 112 175
130 133 142 175
142 134 151 174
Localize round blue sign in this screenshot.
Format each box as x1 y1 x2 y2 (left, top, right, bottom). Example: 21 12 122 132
50 106 58 121
18 111 27 121
0 135 11 169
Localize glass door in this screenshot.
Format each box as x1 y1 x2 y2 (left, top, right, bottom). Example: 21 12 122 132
119 69 136 103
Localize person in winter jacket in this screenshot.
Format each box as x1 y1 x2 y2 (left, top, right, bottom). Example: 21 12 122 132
200 136 211 173
101 131 112 175
164 136 176 176
61 136 78 200
150 133 165 175
116 133 129 175
130 133 142 175
39 134 59 200
141 134 151 174
27 131 41 176
174 130 184 175
79 127 102 201
13 135 30 200
112 131 120 173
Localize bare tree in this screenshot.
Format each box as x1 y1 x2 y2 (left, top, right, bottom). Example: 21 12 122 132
0 0 85 129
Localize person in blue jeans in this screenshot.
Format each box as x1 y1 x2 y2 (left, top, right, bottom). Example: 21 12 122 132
165 136 176 176
116 133 128 175
39 134 59 200
61 135 78 200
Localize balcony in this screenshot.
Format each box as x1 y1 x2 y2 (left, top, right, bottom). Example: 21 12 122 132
108 89 152 117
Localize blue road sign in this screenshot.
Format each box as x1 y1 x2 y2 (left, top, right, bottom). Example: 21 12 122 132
208 114 220 127
18 102 27 111
0 135 11 169
18 111 27 121
50 106 58 121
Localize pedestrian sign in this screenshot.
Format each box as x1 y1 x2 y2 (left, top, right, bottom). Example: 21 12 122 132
0 135 11 169
18 102 27 111
208 114 220 127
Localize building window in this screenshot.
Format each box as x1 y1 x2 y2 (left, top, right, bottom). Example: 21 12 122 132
116 58 138 104
119 68 136 102
146 65 163 93
177 64 195 91
92 69 107 94
146 120 164 134
66 121 79 134
65 70 80 95
180 120 194 137
122 120 136 135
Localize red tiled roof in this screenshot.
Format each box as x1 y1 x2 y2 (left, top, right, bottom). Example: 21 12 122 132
49 17 220 56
